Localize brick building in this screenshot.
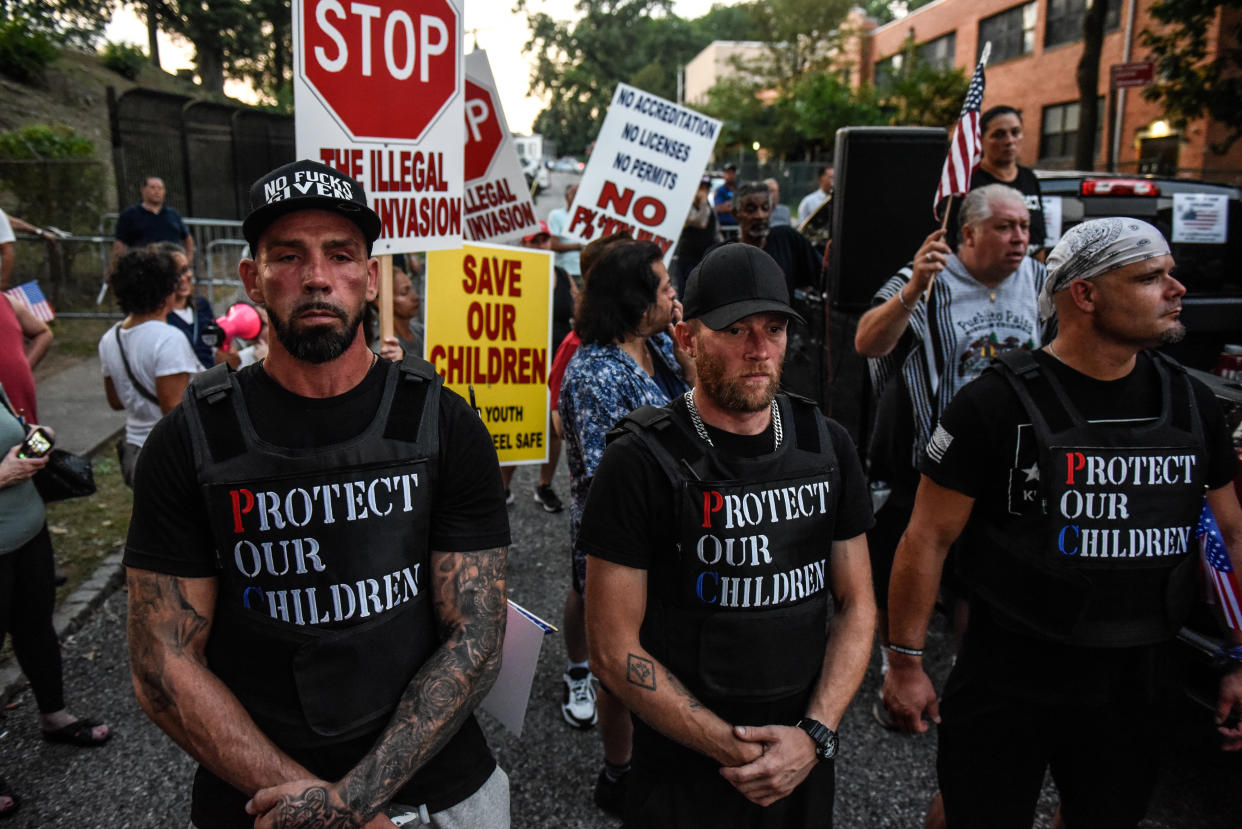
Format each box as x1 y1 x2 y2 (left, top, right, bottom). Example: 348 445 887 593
865 0 1242 182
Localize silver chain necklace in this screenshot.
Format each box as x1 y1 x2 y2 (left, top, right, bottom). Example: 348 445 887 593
683 389 782 450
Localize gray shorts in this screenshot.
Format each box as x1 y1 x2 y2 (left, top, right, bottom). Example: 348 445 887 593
388 765 510 828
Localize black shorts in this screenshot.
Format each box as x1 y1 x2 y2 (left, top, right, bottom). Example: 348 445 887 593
937 668 1164 828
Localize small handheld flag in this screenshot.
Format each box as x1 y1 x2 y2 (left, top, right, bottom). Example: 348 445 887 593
4 280 54 322
934 42 991 219
1199 500 1242 631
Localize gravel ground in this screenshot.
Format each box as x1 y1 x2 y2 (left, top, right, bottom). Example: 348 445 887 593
3 462 1240 827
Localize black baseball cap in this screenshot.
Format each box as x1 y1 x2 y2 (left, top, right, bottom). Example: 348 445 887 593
243 159 381 253
683 244 805 330
723 162 738 171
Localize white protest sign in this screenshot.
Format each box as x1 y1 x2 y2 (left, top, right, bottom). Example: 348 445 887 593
292 0 464 254
463 50 540 243
1172 192 1228 244
562 83 721 265
1041 196 1062 247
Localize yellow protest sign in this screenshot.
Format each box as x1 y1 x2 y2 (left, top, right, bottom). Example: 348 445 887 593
426 242 552 465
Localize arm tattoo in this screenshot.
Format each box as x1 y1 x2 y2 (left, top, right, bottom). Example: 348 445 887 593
664 668 704 710
127 572 210 713
627 654 656 690
339 545 507 819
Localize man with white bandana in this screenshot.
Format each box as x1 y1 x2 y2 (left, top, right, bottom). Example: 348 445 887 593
881 217 1242 827
855 183 1046 669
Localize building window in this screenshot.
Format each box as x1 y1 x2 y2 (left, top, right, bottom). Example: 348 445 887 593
1045 0 1122 49
979 2 1037 63
875 33 955 90
1040 98 1105 160
917 33 956 70
874 53 903 91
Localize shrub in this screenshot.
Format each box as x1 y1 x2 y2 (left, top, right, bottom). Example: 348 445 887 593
0 17 58 84
0 124 95 161
101 41 146 81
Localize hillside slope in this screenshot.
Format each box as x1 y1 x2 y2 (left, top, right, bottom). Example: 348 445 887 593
0 47 253 211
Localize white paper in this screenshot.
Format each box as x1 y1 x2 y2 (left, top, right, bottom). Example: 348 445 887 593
1041 196 1062 248
479 600 554 736
1173 193 1228 244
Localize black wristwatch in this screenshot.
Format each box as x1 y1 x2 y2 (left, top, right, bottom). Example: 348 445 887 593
795 717 838 761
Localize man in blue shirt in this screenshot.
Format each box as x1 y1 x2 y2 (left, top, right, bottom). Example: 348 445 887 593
113 176 193 261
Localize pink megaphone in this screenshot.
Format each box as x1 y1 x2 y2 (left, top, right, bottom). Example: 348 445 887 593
214 303 262 348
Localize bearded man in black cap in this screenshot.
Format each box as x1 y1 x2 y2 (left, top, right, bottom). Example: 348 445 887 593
579 243 876 827
124 160 511 828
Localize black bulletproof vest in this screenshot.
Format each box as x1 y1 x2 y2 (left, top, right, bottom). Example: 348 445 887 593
184 355 441 748
960 349 1206 647
610 394 842 716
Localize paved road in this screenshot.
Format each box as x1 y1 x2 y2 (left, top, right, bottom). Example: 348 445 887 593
4 459 1240 826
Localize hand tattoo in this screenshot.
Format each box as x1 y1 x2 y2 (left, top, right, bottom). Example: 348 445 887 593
273 785 362 829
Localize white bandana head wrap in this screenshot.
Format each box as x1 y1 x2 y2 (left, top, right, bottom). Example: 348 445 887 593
1039 217 1170 320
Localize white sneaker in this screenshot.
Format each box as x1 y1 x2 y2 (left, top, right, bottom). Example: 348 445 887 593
561 667 598 729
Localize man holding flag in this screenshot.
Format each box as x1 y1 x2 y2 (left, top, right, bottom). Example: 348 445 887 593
882 217 1242 826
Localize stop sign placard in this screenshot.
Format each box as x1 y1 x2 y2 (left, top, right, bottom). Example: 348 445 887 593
464 80 503 180
303 0 458 142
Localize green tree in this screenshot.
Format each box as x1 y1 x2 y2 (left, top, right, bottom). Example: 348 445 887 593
789 73 884 149
161 0 261 94
1142 0 1242 153
881 60 970 127
232 0 293 108
872 35 970 127
1075 0 1110 170
0 0 116 48
517 0 759 154
749 0 852 87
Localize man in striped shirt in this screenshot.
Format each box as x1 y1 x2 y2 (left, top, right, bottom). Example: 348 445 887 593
853 183 1046 677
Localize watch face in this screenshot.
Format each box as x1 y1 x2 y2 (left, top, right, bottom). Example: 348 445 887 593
820 729 838 760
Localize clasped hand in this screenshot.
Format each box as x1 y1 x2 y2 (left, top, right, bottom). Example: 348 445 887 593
718 723 818 807
246 778 396 829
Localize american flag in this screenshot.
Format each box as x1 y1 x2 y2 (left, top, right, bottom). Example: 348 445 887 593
4 280 54 322
1199 500 1242 631
934 43 991 218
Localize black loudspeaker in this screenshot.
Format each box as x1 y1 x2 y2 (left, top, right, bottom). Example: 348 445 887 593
828 127 949 312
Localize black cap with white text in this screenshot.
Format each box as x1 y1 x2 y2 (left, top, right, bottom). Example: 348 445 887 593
242 159 381 253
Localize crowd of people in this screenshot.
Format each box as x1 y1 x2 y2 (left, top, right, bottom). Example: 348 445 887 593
1 101 1240 829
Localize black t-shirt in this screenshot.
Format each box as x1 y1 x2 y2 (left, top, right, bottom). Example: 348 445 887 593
922 350 1237 703
580 396 875 571
762 226 823 298
124 359 510 822
946 165 1046 251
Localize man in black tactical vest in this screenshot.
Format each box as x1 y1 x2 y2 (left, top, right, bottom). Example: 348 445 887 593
881 217 1242 827
123 160 511 828
579 243 877 827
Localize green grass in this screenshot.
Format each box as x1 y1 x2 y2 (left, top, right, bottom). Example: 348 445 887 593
47 316 116 357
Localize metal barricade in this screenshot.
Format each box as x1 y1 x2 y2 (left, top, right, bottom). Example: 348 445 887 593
204 238 250 307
